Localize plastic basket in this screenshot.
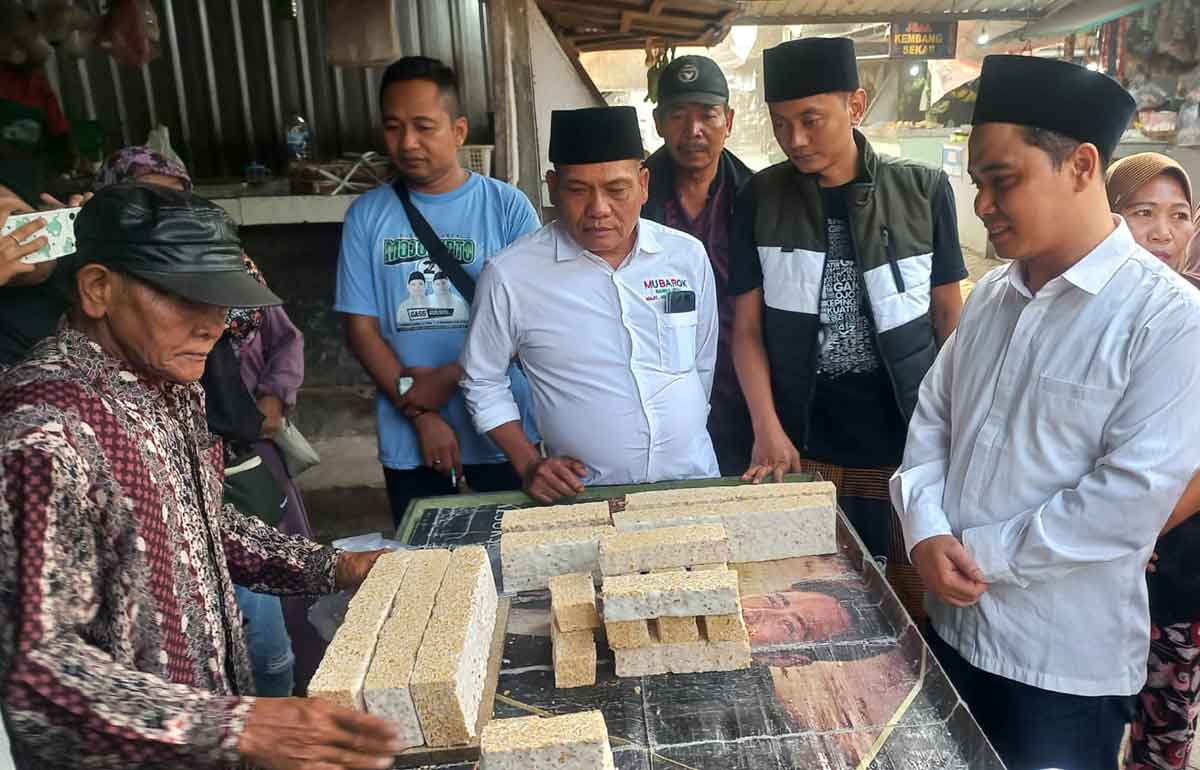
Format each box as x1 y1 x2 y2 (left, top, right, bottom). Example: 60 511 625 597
458 144 494 176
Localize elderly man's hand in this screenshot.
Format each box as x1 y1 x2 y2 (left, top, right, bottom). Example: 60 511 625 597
911 535 988 608
239 697 401 770
334 549 389 591
521 456 587 503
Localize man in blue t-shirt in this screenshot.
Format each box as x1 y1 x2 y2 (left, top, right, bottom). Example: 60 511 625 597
336 56 540 527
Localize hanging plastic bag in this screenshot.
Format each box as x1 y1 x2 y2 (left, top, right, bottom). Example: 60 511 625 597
1177 102 1200 147
325 0 402 67
145 124 185 169
98 0 160 68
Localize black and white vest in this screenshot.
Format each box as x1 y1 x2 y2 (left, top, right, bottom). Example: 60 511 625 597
749 131 944 447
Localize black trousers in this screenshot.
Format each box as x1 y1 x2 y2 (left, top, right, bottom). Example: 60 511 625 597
384 463 522 531
926 626 1135 770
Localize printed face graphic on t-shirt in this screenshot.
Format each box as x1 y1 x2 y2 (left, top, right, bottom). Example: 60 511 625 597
385 236 476 330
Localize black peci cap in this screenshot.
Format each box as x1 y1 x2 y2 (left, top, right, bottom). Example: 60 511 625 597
763 37 860 103
972 55 1136 161
549 106 645 165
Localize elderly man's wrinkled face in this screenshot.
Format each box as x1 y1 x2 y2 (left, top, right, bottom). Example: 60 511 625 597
75 266 227 383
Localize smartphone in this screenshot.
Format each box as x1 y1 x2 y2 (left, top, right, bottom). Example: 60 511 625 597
1 206 81 264
664 289 696 314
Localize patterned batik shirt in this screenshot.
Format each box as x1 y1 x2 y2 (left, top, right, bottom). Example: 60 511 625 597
0 329 340 769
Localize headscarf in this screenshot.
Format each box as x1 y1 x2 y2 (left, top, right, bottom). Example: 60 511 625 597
95 146 193 193
1106 153 1195 273
94 145 266 348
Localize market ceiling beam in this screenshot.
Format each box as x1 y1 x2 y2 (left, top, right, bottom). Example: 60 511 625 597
733 11 1048 25
539 0 734 52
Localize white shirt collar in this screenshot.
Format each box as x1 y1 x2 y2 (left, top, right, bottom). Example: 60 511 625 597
552 219 663 264
1007 216 1136 298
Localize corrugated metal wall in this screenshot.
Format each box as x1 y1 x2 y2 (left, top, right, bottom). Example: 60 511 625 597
31 0 493 179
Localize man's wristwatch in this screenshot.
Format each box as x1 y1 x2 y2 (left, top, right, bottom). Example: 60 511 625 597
396 375 414 398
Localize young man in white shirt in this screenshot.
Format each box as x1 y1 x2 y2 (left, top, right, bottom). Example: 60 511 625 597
891 55 1200 770
461 106 720 503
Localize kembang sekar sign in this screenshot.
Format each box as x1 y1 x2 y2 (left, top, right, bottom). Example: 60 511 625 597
890 21 958 59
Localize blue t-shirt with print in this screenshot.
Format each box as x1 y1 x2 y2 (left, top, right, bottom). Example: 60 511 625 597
335 172 540 470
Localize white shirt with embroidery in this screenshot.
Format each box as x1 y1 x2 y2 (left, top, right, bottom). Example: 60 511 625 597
461 218 720 486
891 219 1200 696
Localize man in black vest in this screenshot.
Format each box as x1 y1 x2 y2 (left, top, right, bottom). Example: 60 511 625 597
642 55 754 476
728 37 966 612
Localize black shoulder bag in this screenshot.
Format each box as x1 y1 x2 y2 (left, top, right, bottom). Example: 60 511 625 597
391 179 475 303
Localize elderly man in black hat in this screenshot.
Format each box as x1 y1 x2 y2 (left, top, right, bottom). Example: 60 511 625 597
891 56 1200 770
728 37 967 613
641 55 754 477
0 184 401 770
461 106 720 503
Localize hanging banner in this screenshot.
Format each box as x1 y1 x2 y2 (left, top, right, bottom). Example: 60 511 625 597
890 21 959 59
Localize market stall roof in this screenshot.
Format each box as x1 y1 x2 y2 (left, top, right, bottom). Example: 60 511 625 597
538 0 739 52
733 0 1064 25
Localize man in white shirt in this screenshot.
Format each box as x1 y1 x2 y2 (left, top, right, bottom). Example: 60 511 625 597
461 106 720 502
891 56 1200 770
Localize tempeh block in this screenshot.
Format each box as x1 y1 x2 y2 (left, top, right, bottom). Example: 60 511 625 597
701 612 748 643
362 548 452 750
613 496 836 563
603 619 652 650
622 481 836 510
614 637 752 677
601 568 740 622
501 526 612 592
549 573 600 632
552 619 596 689
308 550 412 711
598 524 728 576
654 616 700 644
480 710 615 770
501 502 612 533
410 546 498 746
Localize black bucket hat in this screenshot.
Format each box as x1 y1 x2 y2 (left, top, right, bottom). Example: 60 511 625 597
71 183 281 308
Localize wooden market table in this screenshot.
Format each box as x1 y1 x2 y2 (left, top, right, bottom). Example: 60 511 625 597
394 476 1006 770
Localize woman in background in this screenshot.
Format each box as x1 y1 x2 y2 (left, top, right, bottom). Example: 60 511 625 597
1107 152 1200 770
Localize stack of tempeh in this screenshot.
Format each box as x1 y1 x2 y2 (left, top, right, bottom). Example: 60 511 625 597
480 710 615 770
499 501 615 592
597 523 751 677
548 572 600 688
614 481 838 562
307 545 498 751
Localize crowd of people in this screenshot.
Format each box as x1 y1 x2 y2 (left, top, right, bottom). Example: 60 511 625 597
0 38 1197 770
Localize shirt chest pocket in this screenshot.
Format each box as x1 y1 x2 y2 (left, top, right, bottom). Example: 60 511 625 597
658 311 698 374
1030 375 1123 455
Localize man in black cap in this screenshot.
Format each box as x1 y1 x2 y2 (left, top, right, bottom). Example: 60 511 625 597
0 184 403 770
462 106 720 503
892 56 1200 770
728 37 967 609
642 55 754 477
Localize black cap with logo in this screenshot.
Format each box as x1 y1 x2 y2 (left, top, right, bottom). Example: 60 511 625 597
657 55 729 109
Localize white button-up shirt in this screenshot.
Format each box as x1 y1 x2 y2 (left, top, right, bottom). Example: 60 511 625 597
891 220 1200 696
461 218 720 486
